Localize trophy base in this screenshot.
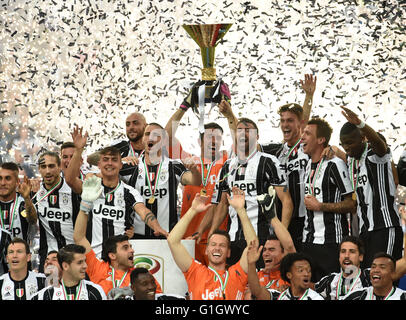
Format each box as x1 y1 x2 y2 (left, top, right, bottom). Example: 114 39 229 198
201 67 216 81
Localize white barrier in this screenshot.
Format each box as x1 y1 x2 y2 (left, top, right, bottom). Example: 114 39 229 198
129 239 195 296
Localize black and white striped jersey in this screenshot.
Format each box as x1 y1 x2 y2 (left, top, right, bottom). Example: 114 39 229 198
315 268 371 300
0 193 30 240
0 271 46 300
343 286 406 300
303 157 353 244
262 142 309 219
268 287 324 300
31 280 107 300
347 147 401 235
34 178 81 259
128 156 187 238
0 228 11 275
87 181 143 257
212 151 286 242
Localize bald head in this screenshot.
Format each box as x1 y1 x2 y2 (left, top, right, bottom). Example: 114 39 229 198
126 112 147 143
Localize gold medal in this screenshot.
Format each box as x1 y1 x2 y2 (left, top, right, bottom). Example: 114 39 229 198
20 210 27 218
200 188 207 196
352 192 357 201
148 196 155 204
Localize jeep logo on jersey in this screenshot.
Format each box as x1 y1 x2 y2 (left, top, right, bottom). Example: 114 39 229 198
92 204 124 220
139 186 168 199
357 174 368 186
230 181 256 195
280 158 308 173
12 227 22 237
40 207 71 221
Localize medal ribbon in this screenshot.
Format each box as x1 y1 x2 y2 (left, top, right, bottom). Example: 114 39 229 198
208 266 229 299
32 177 62 205
129 142 136 158
143 157 163 200
307 159 324 195
200 158 215 188
265 279 276 289
105 181 121 202
369 286 395 300
0 195 18 231
278 288 309 300
349 143 368 194
335 269 361 299
111 267 128 289
282 139 301 163
61 279 83 300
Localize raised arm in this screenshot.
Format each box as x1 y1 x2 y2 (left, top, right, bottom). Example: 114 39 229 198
300 74 317 129
226 186 258 273
18 175 37 224
340 106 387 157
167 193 213 272
274 186 293 228
73 176 103 254
192 204 216 243
246 239 271 300
258 186 295 253
209 192 229 237
65 125 87 194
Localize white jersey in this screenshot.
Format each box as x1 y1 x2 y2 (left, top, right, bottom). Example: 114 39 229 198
347 146 401 234
213 151 286 242
0 193 29 240
31 280 107 300
34 178 80 260
0 271 46 300
315 268 371 300
87 181 143 257
128 156 187 238
268 287 324 300
343 286 406 300
303 157 353 244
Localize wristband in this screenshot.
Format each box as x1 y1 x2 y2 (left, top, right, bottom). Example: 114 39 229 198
80 200 94 214
356 120 366 129
179 103 190 111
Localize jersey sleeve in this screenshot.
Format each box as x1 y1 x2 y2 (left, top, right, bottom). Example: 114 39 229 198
171 159 188 185
263 155 287 186
85 249 105 282
314 274 334 299
330 159 353 196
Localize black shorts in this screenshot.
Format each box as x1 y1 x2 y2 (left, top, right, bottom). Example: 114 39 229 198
359 226 403 269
